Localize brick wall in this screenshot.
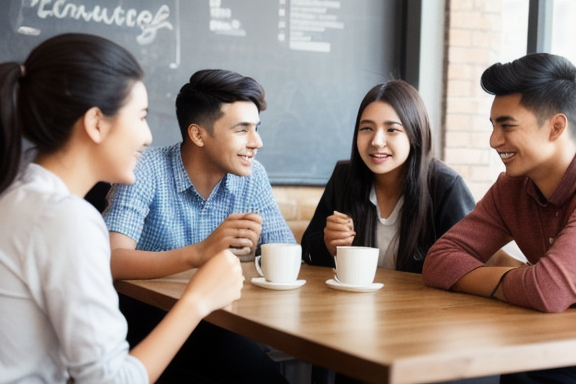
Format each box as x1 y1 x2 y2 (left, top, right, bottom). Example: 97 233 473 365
443 0 505 201
272 186 324 244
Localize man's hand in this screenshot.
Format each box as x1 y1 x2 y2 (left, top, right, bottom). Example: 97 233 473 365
324 210 356 256
197 213 262 263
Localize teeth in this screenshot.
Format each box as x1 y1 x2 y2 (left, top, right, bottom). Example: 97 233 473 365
499 152 515 159
372 154 388 158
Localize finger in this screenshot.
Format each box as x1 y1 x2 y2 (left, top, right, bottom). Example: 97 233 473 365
325 221 356 233
327 215 352 226
227 212 263 225
229 246 251 257
243 212 263 224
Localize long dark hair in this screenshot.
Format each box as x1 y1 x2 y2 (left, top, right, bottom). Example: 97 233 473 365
0 33 144 195
344 80 432 272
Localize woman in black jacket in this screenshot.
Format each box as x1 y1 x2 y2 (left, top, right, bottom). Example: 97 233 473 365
302 80 475 273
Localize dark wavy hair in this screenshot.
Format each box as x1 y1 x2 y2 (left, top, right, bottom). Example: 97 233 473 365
0 33 144 195
343 80 433 272
481 53 576 129
175 69 266 140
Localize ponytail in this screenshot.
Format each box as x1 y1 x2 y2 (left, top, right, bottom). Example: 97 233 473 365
0 63 24 195
0 33 144 195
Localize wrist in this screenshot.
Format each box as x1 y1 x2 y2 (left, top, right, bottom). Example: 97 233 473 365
490 267 516 300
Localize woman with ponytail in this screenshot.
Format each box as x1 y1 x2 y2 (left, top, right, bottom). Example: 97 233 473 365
0 33 243 384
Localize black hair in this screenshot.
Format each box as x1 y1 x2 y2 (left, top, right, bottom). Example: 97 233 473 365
344 80 433 272
175 69 266 140
481 53 576 129
0 33 144 195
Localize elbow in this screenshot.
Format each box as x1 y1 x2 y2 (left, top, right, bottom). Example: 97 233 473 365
536 300 573 314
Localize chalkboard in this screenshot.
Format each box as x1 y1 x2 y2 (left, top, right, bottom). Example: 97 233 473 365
0 0 404 185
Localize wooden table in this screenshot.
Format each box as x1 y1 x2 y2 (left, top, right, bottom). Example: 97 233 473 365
114 264 576 384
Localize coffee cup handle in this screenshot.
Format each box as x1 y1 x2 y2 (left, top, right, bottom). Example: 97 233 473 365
254 255 264 277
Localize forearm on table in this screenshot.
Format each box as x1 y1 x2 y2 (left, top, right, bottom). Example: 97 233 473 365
111 246 198 280
451 266 517 298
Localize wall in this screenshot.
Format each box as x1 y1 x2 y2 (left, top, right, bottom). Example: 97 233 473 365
277 0 516 238
277 0 515 238
272 186 323 244
442 0 506 201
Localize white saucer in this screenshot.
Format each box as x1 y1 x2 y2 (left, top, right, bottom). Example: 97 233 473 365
325 279 384 293
251 277 306 290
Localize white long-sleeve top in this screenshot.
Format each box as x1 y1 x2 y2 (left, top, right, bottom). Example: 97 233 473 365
0 164 147 384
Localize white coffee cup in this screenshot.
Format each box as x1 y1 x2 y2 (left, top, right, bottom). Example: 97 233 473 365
335 246 379 286
255 243 302 283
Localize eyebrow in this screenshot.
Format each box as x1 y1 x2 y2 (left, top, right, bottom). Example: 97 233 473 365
231 121 261 129
359 119 403 126
491 115 517 124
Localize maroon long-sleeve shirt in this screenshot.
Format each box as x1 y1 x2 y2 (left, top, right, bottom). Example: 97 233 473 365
423 156 576 313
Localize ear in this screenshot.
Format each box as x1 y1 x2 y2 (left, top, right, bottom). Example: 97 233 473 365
549 113 568 142
83 107 110 144
188 124 205 147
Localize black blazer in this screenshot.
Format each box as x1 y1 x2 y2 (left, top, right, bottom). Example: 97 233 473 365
301 159 475 273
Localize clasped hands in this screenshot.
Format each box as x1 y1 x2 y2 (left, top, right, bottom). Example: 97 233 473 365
199 212 262 262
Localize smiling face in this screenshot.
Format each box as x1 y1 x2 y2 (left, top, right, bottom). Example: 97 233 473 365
490 94 556 180
200 101 263 178
356 101 411 179
99 80 152 184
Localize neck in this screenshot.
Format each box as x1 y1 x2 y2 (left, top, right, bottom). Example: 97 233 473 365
531 141 576 200
35 150 96 197
373 168 405 218
181 141 225 199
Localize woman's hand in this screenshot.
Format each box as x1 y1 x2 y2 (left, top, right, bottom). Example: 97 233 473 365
181 249 244 317
324 211 356 256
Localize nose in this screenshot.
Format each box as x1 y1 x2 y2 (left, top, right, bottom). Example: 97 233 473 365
371 128 386 148
489 126 503 149
248 130 263 149
143 121 153 147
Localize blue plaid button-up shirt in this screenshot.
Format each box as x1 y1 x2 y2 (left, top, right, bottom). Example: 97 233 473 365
103 143 295 252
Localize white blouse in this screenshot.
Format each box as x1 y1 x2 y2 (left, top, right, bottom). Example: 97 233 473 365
369 185 403 269
0 164 147 384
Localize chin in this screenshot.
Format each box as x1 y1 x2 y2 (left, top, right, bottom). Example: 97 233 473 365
232 166 253 177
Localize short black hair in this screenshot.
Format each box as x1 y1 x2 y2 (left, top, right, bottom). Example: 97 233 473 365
175 69 266 140
481 53 576 128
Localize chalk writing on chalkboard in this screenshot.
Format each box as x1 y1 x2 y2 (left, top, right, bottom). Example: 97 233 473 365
278 0 344 53
207 0 345 53
209 0 245 36
2 0 402 185
11 0 180 67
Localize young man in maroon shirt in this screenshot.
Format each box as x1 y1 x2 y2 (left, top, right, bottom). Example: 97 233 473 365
423 53 576 383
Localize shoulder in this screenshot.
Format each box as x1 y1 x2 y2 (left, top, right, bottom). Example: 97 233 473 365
47 195 107 235
138 144 175 167
428 159 475 203
329 160 351 183
428 159 460 192
487 172 528 202
334 160 350 172
429 159 461 181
